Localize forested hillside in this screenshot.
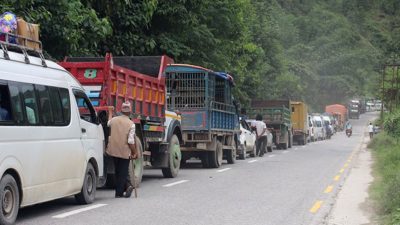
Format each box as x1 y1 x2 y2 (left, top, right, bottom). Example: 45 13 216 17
1 0 399 110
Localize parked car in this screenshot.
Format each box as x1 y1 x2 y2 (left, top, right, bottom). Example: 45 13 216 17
246 119 274 153
312 115 325 140
307 115 315 142
237 119 257 159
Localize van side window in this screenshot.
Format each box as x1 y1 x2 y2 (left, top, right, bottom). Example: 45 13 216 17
74 91 97 124
0 84 12 122
48 87 64 124
20 84 39 125
36 85 54 125
59 88 71 124
8 84 23 124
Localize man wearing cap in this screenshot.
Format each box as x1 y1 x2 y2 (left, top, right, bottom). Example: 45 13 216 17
107 102 138 198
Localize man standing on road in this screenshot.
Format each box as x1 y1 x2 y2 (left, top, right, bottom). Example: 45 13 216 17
368 122 374 139
107 102 138 198
254 114 268 157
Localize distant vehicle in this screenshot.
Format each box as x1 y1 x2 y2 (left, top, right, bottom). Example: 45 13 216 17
166 65 237 168
0 33 104 224
348 100 361 119
246 119 274 153
312 115 325 140
325 104 347 131
307 114 315 142
322 116 333 139
236 119 256 159
291 101 308 145
249 100 293 149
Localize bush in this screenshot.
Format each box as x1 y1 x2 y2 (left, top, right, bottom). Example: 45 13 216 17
383 109 400 139
370 132 400 224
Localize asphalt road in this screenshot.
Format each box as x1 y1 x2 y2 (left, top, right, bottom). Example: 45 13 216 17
16 112 377 225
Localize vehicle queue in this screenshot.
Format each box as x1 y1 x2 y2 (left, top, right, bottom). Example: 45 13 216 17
0 18 356 225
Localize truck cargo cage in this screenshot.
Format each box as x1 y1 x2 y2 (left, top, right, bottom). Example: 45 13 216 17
0 31 46 67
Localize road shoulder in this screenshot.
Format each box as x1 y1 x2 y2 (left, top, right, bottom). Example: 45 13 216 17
326 132 376 225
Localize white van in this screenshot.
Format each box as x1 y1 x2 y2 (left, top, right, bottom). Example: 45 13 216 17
0 38 104 224
312 115 324 140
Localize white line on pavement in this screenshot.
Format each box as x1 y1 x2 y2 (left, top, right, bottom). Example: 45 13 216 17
268 155 276 158
248 160 258 163
294 148 298 150
217 168 232 173
282 151 289 154
163 180 189 187
302 146 306 148
53 204 107 219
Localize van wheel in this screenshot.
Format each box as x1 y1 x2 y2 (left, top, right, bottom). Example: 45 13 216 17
162 135 181 178
129 136 144 187
0 174 19 225
75 163 96 204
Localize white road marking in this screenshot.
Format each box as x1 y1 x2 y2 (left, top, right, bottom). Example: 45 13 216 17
268 155 276 158
217 168 232 173
53 204 107 219
301 146 306 148
163 180 189 187
282 151 289 154
248 160 258 163
294 148 299 150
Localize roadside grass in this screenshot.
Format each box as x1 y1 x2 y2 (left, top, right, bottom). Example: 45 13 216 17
369 132 400 224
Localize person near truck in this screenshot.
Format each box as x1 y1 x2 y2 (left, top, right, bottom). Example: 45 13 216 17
107 102 139 198
254 114 268 157
368 122 374 139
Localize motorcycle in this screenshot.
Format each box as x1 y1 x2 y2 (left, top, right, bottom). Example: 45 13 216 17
346 128 352 137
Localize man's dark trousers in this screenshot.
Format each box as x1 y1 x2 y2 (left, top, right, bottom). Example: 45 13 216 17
256 136 268 156
113 157 130 197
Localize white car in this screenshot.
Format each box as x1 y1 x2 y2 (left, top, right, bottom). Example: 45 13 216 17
312 115 325 140
246 119 274 154
237 119 256 159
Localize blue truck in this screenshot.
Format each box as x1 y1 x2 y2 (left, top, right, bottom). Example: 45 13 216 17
165 64 238 168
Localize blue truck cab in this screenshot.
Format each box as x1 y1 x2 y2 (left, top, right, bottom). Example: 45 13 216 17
165 64 238 168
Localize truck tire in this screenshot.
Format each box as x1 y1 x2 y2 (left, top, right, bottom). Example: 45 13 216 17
0 174 19 225
129 136 144 187
250 145 257 157
267 146 273 152
226 148 236 164
209 141 223 168
302 134 307 145
282 138 288 150
162 135 181 178
75 163 96 204
201 152 210 168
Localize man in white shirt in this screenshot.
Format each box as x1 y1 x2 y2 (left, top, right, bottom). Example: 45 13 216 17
254 114 268 157
368 122 374 139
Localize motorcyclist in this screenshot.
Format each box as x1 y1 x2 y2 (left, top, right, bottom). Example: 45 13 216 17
345 121 352 136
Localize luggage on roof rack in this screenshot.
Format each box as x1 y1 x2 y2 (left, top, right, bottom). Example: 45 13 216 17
0 31 46 67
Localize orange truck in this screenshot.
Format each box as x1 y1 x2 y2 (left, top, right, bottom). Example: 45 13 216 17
325 104 347 131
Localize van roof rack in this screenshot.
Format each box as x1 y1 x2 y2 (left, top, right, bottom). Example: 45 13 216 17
0 31 47 67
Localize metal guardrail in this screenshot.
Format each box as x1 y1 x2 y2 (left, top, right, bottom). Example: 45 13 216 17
0 31 46 67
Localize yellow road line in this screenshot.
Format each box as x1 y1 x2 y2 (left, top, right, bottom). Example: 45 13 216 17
344 163 349 168
324 185 334 193
334 175 341 181
339 168 345 173
310 201 323 213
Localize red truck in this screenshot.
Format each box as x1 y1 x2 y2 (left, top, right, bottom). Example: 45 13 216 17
59 53 183 186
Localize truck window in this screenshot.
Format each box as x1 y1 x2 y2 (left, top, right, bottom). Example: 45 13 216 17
0 83 12 122
20 83 39 125
74 91 97 124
